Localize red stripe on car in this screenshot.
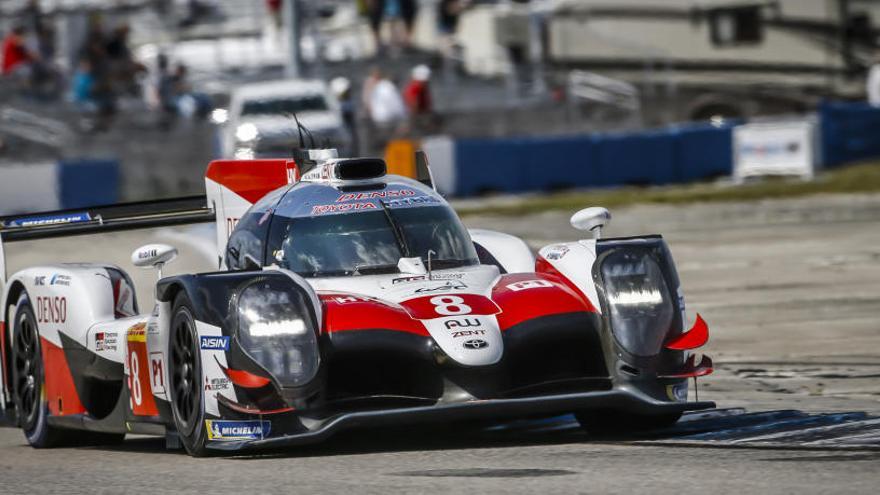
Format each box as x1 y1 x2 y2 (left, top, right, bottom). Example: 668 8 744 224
492 273 596 330
41 338 87 416
321 293 429 336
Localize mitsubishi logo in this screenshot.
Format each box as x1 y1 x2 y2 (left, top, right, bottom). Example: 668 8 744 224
462 339 489 350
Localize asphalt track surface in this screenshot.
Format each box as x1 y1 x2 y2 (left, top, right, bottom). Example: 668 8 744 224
2 193 879 494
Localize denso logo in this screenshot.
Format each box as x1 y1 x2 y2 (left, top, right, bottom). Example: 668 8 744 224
336 190 415 202
199 336 230 351
36 296 67 324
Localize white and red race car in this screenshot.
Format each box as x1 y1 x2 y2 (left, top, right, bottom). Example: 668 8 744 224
0 148 713 456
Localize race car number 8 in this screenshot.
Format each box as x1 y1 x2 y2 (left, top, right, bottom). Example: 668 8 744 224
430 296 472 316
130 351 142 406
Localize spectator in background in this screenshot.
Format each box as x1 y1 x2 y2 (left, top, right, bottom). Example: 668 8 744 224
71 58 96 108
267 0 283 29
399 0 418 50
869 54 880 107
105 24 144 95
171 63 212 120
153 53 177 129
2 25 35 79
364 0 386 56
403 64 432 115
437 0 468 58
361 66 383 120
331 76 358 153
368 69 406 129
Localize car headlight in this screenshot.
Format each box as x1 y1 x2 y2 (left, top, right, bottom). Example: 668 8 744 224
237 281 319 387
235 123 259 143
601 249 674 357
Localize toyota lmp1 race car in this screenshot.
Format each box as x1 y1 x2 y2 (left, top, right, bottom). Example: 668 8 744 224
0 147 714 456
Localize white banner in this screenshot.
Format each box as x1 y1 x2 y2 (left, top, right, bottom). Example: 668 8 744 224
733 120 818 182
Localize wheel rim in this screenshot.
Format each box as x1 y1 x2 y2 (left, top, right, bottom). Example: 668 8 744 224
170 310 200 433
13 310 40 430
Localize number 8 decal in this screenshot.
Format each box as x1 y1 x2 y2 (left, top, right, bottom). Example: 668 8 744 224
130 351 142 406
430 295 472 316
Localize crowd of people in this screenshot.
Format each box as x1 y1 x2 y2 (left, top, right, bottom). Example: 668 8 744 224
1 2 210 132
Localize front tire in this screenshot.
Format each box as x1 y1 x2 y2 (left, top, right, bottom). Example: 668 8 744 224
168 293 208 456
575 409 682 436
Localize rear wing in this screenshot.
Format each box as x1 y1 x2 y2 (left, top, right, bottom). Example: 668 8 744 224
0 195 214 283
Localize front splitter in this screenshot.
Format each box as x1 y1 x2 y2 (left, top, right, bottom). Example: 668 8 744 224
206 388 715 451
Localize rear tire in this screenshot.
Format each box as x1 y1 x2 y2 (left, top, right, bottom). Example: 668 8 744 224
168 293 208 457
11 292 126 448
575 409 682 436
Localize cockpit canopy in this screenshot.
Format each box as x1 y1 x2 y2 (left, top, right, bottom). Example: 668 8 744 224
225 177 479 277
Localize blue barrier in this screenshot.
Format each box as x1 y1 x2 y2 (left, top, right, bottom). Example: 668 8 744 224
820 101 880 168
57 159 120 209
453 123 736 196
672 123 735 181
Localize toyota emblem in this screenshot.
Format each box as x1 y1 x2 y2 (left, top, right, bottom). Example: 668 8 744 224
462 339 488 349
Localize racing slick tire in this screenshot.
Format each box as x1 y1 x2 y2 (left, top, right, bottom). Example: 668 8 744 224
575 409 682 436
11 292 125 447
168 292 209 457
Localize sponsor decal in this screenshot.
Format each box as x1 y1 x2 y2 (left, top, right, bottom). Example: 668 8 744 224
384 196 440 208
5 212 91 228
336 190 415 202
36 296 66 324
452 329 486 338
34 276 46 286
127 323 147 343
138 249 158 260
506 279 554 292
50 274 72 286
312 202 378 215
150 352 166 394
95 331 118 352
391 273 464 285
333 295 371 304
402 294 501 320
462 339 489 350
200 336 230 351
444 317 482 330
206 420 271 441
414 281 468 293
205 376 231 391
544 245 569 261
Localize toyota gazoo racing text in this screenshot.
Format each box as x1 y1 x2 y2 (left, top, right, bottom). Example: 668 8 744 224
0 148 714 456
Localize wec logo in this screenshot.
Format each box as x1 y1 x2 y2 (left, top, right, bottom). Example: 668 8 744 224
199 336 230 351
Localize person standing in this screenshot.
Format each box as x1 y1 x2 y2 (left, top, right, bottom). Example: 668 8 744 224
2 25 34 76
403 64 432 115
368 71 406 128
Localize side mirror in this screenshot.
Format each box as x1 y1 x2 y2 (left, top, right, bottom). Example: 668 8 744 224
570 207 611 239
132 244 178 279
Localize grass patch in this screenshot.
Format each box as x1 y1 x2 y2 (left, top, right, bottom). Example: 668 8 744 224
456 161 880 217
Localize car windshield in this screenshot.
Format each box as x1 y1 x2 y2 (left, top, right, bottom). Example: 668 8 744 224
241 95 328 116
267 205 479 277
